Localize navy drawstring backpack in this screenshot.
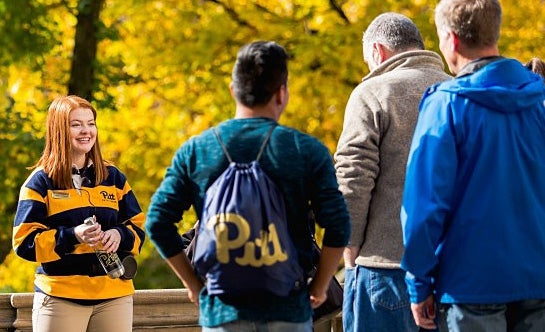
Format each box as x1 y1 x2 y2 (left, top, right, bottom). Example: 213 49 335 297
193 125 305 296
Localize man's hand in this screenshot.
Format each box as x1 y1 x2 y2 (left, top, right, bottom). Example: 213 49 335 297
165 252 204 306
187 282 203 305
411 295 437 330
309 285 327 309
343 245 359 268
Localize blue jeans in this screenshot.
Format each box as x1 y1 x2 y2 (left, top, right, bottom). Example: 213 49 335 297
202 319 312 332
438 300 545 332
343 265 418 332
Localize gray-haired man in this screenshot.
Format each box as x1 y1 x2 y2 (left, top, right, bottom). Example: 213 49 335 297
335 12 450 332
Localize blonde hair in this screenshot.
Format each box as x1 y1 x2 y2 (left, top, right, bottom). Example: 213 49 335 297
33 95 109 189
435 0 501 49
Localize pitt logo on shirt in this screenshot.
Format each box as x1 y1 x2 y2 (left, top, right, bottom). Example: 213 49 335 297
100 190 117 203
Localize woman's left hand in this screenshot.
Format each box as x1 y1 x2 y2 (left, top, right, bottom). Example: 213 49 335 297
101 228 122 253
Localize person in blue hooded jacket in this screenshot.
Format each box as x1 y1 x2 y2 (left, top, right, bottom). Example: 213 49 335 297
400 0 545 331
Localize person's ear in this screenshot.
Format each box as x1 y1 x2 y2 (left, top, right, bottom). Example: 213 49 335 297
276 84 288 106
372 43 382 65
229 82 235 97
374 43 392 65
449 31 460 52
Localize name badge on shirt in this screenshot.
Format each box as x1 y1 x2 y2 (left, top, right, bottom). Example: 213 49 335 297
52 191 70 199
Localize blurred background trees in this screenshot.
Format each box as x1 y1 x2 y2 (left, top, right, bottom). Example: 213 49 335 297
1 0 544 292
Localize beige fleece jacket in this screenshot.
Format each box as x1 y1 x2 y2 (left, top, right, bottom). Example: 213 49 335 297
335 50 451 268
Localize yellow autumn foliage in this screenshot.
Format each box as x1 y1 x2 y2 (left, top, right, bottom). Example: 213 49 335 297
0 251 37 293
1 0 544 292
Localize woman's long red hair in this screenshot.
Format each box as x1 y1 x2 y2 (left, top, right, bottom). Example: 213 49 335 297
32 95 109 189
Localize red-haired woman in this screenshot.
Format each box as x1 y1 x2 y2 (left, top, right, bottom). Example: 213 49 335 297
13 95 145 332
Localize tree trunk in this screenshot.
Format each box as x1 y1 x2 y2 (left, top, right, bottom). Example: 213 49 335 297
68 0 104 101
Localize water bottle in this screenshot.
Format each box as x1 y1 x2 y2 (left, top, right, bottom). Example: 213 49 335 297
83 216 125 279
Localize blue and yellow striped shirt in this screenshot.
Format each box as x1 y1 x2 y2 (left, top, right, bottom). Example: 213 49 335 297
13 164 145 300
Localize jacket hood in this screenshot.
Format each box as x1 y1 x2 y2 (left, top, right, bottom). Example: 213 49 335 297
438 58 544 113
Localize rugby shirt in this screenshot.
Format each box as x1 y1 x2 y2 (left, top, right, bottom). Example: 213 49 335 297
13 164 145 300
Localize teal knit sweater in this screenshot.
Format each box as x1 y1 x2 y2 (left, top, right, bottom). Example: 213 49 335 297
146 117 350 327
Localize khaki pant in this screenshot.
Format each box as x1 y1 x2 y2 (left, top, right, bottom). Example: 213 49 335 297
32 292 133 332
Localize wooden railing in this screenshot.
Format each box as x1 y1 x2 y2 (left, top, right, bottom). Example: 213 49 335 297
0 289 341 332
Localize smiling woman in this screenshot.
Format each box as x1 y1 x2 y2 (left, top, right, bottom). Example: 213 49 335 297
69 107 97 168
11 95 146 332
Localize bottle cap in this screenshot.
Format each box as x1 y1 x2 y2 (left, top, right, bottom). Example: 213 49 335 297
121 256 138 280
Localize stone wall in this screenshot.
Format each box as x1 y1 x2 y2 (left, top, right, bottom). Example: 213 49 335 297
0 289 341 332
